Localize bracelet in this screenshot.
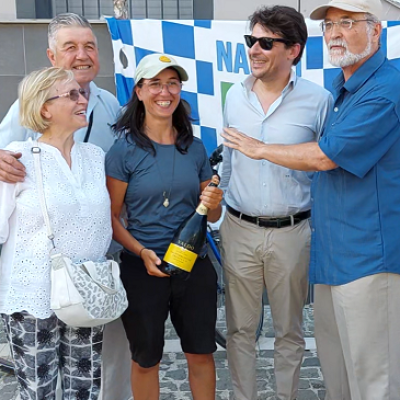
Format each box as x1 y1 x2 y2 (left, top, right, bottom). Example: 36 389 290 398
139 248 147 259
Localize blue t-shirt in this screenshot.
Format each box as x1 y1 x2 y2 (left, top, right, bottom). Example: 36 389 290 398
310 49 400 286
105 135 212 257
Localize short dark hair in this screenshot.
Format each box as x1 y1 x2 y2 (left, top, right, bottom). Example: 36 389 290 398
113 83 193 155
250 5 308 66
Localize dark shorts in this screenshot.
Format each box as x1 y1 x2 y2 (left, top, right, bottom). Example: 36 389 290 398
120 251 218 368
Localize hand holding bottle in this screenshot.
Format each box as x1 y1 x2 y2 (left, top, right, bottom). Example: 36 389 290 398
140 248 169 278
158 176 222 277
200 175 223 211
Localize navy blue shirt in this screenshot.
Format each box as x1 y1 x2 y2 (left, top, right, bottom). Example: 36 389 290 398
105 136 212 258
310 49 400 285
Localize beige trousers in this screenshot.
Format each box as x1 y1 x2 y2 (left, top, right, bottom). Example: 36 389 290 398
314 273 400 400
220 211 310 400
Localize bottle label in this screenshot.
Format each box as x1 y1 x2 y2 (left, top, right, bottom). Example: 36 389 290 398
196 203 208 216
164 243 197 272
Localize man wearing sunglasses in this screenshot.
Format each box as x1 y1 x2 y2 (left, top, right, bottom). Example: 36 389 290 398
0 12 132 400
218 5 332 400
222 1 400 400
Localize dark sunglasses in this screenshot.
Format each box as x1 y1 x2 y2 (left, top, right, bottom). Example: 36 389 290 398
244 35 290 51
46 88 86 103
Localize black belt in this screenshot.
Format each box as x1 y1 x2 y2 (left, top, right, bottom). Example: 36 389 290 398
227 206 310 228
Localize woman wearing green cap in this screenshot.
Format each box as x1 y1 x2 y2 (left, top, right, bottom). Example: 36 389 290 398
105 53 223 400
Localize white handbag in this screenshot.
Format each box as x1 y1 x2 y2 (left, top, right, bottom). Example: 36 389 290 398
32 144 128 327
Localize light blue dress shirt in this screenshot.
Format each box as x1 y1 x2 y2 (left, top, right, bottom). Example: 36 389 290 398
0 82 120 152
221 71 333 217
310 49 400 285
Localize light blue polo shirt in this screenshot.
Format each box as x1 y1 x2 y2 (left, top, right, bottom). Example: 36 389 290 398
310 49 400 285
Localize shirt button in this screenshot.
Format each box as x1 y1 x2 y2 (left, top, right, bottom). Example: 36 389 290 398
312 228 315 232
262 161 266 165
263 182 266 186
334 107 339 112
311 197 314 202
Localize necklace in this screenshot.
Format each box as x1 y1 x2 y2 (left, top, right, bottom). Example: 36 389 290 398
145 125 177 208
155 146 176 208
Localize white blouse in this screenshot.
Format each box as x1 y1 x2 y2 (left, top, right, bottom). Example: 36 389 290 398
0 138 112 319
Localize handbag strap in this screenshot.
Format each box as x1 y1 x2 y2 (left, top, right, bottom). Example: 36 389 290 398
83 110 94 143
31 144 56 248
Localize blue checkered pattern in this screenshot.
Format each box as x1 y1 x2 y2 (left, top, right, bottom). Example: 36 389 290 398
106 18 400 155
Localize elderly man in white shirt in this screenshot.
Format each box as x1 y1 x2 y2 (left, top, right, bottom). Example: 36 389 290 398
0 13 132 400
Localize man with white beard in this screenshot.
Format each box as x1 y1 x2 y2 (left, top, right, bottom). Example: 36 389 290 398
221 1 400 399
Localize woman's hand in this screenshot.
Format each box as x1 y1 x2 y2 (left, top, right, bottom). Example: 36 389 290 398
140 249 169 278
200 178 224 211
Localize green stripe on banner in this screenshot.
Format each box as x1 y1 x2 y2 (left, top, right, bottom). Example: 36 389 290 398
221 81 234 110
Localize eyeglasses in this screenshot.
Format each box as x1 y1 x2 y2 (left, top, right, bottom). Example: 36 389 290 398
244 35 290 51
46 88 87 103
320 19 374 33
141 81 183 95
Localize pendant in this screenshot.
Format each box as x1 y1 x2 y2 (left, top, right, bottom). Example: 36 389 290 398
163 191 170 207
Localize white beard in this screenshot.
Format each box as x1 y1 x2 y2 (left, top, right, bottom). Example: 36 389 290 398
328 38 372 68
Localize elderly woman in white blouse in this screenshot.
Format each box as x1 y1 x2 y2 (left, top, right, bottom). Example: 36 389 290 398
0 67 112 400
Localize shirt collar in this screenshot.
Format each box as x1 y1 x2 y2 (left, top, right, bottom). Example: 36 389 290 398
88 81 100 113
332 49 386 95
89 81 100 97
241 68 297 96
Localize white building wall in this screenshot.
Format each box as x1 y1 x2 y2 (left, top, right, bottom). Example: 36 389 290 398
214 0 400 20
214 0 298 20
0 0 17 21
302 0 400 19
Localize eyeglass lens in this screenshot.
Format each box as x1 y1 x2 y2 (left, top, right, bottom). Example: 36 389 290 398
244 35 274 51
320 19 372 32
69 88 85 101
147 82 182 94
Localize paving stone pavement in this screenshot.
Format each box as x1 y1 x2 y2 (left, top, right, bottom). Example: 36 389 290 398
0 306 326 400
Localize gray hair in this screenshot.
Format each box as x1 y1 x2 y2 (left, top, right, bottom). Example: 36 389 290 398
365 12 381 45
365 12 380 24
48 13 96 51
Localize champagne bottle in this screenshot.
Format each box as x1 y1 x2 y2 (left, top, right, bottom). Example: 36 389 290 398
159 177 219 277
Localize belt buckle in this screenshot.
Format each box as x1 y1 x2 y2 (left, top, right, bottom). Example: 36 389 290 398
256 215 295 228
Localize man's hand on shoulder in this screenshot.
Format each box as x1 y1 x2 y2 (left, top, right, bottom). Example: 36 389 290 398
0 149 25 183
221 127 266 160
